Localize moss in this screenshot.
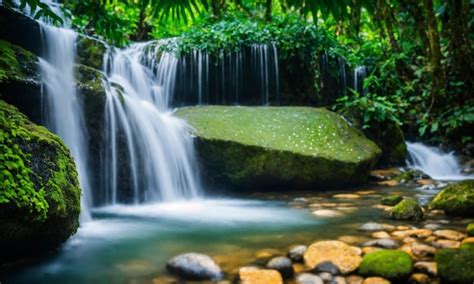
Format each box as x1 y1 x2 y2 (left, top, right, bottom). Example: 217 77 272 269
75 35 108 70
359 250 413 280
0 40 38 84
435 246 474 283
467 223 474 236
430 180 474 217
388 198 424 220
381 194 402 206
176 106 381 189
0 100 81 258
394 170 415 183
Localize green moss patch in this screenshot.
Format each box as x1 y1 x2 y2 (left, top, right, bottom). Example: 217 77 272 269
359 250 413 280
430 180 474 217
388 198 424 220
0 40 38 84
435 246 474 283
467 223 474 236
381 194 402 206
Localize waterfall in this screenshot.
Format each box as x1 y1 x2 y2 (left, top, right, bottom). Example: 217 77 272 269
251 44 279 105
406 142 473 181
354 65 367 95
101 42 201 204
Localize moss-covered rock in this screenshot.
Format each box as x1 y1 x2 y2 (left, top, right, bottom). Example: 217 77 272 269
176 106 381 189
430 180 474 217
435 246 474 283
76 36 108 70
388 198 424 220
0 100 81 261
381 194 402 206
358 250 413 280
467 223 474 236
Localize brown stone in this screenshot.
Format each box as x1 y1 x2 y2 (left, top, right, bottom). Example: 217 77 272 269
292 263 305 274
411 243 436 258
333 194 361 199
396 226 411 230
304 241 362 274
417 179 435 186
239 267 283 284
391 229 432 239
312 209 343 217
362 277 391 284
378 180 399 187
433 239 460 249
414 261 437 276
433 230 466 241
409 273 430 283
362 247 382 255
403 237 417 243
372 231 391 239
338 235 368 245
462 237 474 244
400 244 414 258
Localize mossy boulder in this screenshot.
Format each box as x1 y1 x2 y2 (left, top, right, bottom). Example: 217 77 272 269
176 106 381 189
435 246 474 283
76 35 108 70
0 100 81 261
358 250 413 280
430 180 474 217
381 194 402 206
467 223 474 236
387 198 424 220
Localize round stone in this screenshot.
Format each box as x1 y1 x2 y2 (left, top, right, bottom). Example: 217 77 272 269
304 241 362 274
266 256 294 278
166 253 223 281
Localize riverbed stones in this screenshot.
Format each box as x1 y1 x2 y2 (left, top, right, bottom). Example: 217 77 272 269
430 180 474 217
433 229 466 241
409 273 430 283
266 256 294 278
304 241 362 274
413 261 437 276
314 261 341 275
362 239 400 249
411 243 436 258
391 229 432 239
362 277 391 284
166 253 223 281
371 231 391 239
388 198 424 220
432 239 460 249
288 245 307 262
295 273 323 284
239 267 283 284
358 250 413 280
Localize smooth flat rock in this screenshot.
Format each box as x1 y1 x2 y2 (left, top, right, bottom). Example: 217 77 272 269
166 253 223 281
304 241 362 274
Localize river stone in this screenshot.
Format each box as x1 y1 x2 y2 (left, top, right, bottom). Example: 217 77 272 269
288 245 307 262
312 209 342 217
176 106 381 190
381 195 402 206
296 273 324 284
359 222 395 232
423 223 441 230
430 180 474 217
362 239 400 249
409 273 430 283
166 253 223 281
433 229 466 241
239 266 283 284
359 250 413 280
372 231 391 239
387 198 424 220
391 229 432 239
414 261 437 276
411 243 436 258
333 194 360 199
314 261 341 275
462 237 474 244
345 275 364 284
435 246 474 283
304 241 362 274
333 276 348 284
433 239 460 249
266 256 294 278
362 277 390 284
318 272 333 281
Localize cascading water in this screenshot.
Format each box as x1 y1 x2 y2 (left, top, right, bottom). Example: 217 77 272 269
101 42 201 204
354 65 367 95
406 142 473 181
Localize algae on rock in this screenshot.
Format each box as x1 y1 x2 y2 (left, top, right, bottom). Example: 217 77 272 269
358 250 413 280
176 106 381 189
430 180 474 217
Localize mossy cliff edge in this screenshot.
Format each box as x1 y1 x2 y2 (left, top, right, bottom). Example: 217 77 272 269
0 100 81 262
176 106 381 189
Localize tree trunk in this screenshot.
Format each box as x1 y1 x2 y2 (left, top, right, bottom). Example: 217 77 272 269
265 0 272 22
423 0 445 109
350 0 361 38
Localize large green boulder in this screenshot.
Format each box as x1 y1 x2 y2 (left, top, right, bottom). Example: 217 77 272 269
358 250 413 280
387 198 424 220
435 246 474 283
363 121 407 167
176 106 381 189
0 100 81 262
430 180 474 217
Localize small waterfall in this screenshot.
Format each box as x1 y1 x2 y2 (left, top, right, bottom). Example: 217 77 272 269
251 44 279 105
101 42 201 204
406 142 473 181
353 65 367 95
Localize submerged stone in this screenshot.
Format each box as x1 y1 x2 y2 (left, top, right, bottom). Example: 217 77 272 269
166 253 223 281
176 106 381 190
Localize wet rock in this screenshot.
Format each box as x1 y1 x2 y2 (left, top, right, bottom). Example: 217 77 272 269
430 180 474 217
409 273 430 283
362 277 391 284
462 237 474 244
312 209 342 217
314 261 340 275
403 237 417 244
388 198 424 221
318 272 333 281
293 263 305 274
338 235 368 245
423 223 441 230
359 250 413 280
435 246 474 283
414 261 437 276
304 241 362 274
360 223 395 232
378 180 399 187
239 266 283 284
166 253 223 281
372 231 391 239
266 256 294 278
467 223 474 236
433 239 460 249
362 239 400 249
296 273 323 284
333 194 360 199
363 247 382 255
333 276 348 284
433 229 466 241
288 245 307 262
396 225 411 230
345 275 364 284
381 195 403 206
411 243 436 258
391 229 432 239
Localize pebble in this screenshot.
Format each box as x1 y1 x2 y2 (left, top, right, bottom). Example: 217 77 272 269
314 261 340 275
433 239 460 249
414 261 437 276
312 209 342 217
362 238 400 249
362 247 381 255
403 237 417 243
266 256 294 278
409 273 430 283
288 245 307 262
371 231 391 239
338 235 368 245
461 237 474 244
333 194 360 199
362 277 391 284
433 229 466 241
293 263 305 274
360 223 394 232
304 241 362 274
318 272 333 282
296 273 323 284
333 276 348 284
423 223 441 230
239 267 283 284
391 229 432 239
345 275 364 284
411 243 436 258
166 253 223 281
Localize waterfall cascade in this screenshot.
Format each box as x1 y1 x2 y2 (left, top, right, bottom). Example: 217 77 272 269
101 42 201 205
354 65 367 95
406 142 473 181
